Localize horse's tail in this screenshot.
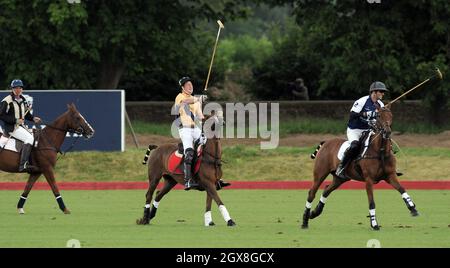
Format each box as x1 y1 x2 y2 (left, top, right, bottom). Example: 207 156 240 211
142 144 158 165
310 141 325 159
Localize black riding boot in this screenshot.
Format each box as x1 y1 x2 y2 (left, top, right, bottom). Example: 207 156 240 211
183 148 199 191
336 141 360 179
335 150 352 179
18 144 38 173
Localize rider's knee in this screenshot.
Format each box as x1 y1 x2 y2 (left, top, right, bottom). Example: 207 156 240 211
184 148 195 162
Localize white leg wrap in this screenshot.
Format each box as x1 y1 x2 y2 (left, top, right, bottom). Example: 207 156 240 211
144 204 151 209
320 195 327 204
369 209 377 227
402 192 414 207
204 211 213 226
152 200 160 208
305 201 312 209
218 205 231 222
18 208 25 214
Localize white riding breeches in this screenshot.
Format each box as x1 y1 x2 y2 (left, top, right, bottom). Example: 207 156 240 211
179 127 202 153
346 128 366 142
338 128 367 161
10 126 34 144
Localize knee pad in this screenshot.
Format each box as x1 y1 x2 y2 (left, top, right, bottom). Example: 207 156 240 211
184 148 195 163
349 141 360 156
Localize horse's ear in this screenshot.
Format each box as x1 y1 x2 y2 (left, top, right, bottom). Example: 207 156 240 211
67 103 77 111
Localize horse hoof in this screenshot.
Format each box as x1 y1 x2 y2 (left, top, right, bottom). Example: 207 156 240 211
227 219 236 226
63 209 71 214
372 225 380 231
136 218 150 225
301 224 308 229
411 210 419 217
208 221 215 226
18 208 25 214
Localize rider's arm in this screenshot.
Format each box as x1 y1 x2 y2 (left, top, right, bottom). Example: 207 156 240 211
195 102 205 120
24 110 34 122
350 111 361 120
182 96 199 105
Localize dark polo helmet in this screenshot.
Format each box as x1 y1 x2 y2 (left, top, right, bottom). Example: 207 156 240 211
369 81 389 92
178 76 192 87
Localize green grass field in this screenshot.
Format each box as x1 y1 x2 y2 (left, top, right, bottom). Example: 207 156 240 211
1 189 449 248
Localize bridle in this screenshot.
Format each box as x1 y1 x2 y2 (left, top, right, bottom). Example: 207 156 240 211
34 113 90 156
359 109 393 176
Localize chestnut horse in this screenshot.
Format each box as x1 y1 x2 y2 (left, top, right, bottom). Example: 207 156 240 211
0 103 94 214
301 107 419 230
136 115 236 226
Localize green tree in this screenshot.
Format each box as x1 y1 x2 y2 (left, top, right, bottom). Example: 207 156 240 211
251 0 449 125
0 0 247 93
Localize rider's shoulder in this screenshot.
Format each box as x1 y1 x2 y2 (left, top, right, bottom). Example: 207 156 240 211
353 95 370 106
1 95 13 103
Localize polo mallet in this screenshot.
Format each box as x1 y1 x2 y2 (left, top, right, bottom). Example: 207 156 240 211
204 20 224 93
387 67 443 106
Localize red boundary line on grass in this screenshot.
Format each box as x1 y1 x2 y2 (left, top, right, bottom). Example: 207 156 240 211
0 181 449 190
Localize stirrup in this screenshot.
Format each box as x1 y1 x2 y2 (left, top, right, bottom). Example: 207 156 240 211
20 162 39 173
184 179 199 191
335 166 346 179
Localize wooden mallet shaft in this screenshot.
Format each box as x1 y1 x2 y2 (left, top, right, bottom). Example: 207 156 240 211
204 20 224 92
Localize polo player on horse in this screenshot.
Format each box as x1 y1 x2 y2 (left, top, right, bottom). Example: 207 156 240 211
0 79 41 173
173 76 230 190
335 81 387 179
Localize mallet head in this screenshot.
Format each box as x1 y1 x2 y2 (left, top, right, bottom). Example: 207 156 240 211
217 20 224 29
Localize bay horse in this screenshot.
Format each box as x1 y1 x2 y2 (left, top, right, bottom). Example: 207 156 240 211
301 107 419 230
136 114 236 226
0 103 94 214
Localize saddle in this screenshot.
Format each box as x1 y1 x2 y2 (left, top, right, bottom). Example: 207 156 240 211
0 133 25 153
167 142 203 175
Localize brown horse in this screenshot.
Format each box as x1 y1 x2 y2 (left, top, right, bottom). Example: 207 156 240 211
301 107 419 230
136 115 236 226
0 103 94 214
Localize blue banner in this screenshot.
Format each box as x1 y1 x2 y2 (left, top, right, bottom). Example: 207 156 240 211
0 90 125 152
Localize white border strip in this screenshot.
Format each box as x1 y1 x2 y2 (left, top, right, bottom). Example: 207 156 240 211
121 90 125 152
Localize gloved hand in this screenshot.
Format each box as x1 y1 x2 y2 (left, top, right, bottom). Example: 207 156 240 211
197 133 207 145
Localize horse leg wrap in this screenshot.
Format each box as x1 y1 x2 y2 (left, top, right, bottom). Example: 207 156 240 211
401 193 415 209
17 195 28 209
301 208 311 228
368 209 380 230
204 211 213 226
309 201 325 219
219 205 231 222
149 206 158 220
401 193 419 216
55 195 66 211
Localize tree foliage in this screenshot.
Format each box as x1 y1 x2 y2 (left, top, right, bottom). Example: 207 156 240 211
0 0 247 99
251 0 449 124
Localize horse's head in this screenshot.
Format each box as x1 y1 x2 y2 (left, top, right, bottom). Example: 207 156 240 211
66 103 95 139
201 111 223 163
375 106 392 139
